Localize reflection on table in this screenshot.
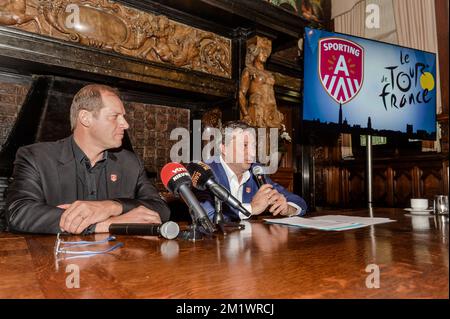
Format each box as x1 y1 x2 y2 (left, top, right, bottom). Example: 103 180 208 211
0 208 448 298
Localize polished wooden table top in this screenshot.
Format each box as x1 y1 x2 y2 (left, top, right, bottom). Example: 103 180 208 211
0 208 448 299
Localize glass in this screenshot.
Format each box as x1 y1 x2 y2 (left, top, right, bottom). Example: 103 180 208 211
434 195 449 215
54 233 123 256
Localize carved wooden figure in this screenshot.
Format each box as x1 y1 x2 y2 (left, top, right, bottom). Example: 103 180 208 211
239 36 284 129
0 0 40 29
202 107 222 129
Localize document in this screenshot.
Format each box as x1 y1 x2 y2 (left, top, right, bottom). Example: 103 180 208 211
264 215 395 231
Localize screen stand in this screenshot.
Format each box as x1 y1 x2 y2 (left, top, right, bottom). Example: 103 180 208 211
366 134 373 209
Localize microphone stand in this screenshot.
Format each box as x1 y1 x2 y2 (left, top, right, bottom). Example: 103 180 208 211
213 196 245 234
179 209 213 241
213 196 225 233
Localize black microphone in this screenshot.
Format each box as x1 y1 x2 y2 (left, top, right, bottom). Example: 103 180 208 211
252 165 267 188
109 221 180 239
161 162 216 233
186 161 252 218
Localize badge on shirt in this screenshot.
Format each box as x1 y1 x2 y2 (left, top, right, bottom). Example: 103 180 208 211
110 174 118 182
246 187 251 193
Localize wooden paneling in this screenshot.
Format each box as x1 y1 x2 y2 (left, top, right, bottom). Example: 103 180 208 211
373 169 388 206
278 105 293 168
436 0 449 153
386 167 395 206
393 168 414 207
348 168 365 207
269 105 295 191
435 0 449 116
443 159 449 195
314 165 326 206
326 166 341 205
270 167 294 192
420 168 443 199
314 153 448 209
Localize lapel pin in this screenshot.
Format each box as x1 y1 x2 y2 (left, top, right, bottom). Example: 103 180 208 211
246 187 251 193
110 174 118 182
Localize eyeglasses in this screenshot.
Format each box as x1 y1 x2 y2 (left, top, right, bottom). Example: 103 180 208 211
54 233 123 257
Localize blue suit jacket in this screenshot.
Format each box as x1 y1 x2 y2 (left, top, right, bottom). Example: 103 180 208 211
195 158 308 222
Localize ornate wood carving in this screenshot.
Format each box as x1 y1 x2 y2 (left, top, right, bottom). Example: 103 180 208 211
313 145 326 162
273 71 301 92
0 0 231 78
239 36 284 129
0 0 40 27
201 107 222 129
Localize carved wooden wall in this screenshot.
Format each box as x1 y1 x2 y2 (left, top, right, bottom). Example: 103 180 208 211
0 0 231 78
314 154 449 209
270 167 294 192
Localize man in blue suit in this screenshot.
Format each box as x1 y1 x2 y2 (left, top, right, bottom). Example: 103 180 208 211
198 121 307 222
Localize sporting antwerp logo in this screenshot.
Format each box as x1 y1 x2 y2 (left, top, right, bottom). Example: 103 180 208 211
319 38 364 104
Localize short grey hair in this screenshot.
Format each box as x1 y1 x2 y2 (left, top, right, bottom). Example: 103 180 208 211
70 84 120 130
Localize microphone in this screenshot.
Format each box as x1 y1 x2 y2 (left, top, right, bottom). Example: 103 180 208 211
252 165 267 188
160 162 216 233
186 161 251 218
109 221 180 239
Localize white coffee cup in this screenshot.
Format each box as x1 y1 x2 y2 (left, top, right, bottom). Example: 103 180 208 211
411 198 428 211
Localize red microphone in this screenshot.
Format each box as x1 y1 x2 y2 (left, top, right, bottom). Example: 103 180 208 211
161 162 192 195
160 163 215 233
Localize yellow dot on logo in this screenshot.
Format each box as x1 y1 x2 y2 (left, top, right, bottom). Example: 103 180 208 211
420 72 435 91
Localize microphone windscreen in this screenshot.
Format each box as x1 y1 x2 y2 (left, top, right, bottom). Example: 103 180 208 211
186 162 215 190
252 165 267 188
160 162 191 194
252 165 265 176
160 221 180 239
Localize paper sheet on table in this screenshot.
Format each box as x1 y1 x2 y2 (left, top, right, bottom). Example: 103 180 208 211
264 215 395 231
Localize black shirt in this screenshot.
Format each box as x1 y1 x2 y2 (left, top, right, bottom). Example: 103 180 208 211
71 137 108 201
71 138 113 235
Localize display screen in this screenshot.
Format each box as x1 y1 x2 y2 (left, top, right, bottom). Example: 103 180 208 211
303 27 437 140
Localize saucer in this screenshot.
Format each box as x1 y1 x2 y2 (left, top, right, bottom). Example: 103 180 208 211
404 208 433 215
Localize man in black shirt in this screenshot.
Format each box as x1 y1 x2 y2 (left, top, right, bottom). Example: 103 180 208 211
6 84 170 234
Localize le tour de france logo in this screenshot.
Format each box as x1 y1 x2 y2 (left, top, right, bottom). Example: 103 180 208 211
318 37 364 104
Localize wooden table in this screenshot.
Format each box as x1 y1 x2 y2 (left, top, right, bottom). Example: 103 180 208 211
0 208 448 299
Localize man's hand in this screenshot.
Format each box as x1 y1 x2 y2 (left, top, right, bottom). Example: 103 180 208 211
281 205 298 217
94 205 162 233
250 184 279 215
58 200 122 234
267 192 298 217
268 192 289 216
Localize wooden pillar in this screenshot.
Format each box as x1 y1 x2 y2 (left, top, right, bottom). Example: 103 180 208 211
435 0 449 153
